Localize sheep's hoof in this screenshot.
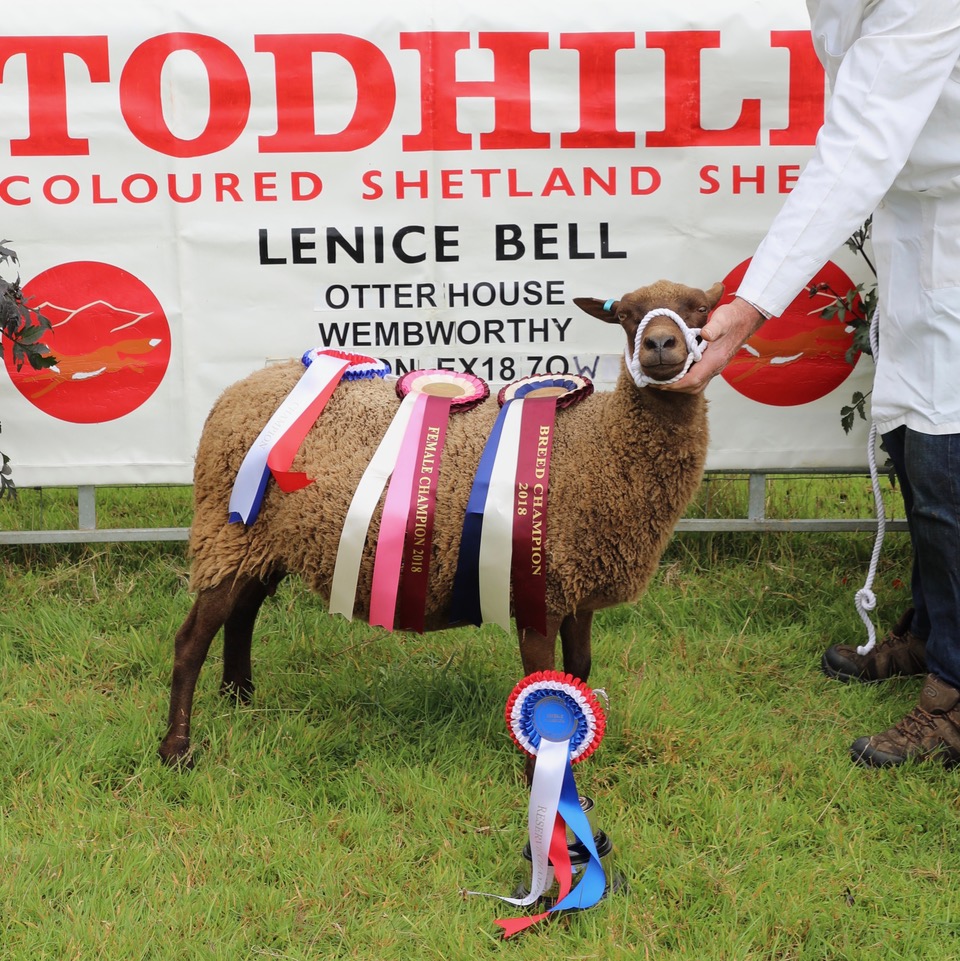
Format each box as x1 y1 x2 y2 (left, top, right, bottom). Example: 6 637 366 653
220 679 254 704
158 736 195 770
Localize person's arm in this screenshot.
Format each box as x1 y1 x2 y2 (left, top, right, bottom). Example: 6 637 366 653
660 297 766 394
740 0 960 316
664 0 960 393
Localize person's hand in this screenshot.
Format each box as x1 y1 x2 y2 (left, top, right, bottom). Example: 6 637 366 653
660 296 767 394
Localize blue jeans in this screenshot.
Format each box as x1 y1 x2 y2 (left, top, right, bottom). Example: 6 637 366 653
882 426 960 689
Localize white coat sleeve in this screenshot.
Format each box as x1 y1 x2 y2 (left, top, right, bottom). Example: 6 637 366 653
737 0 960 316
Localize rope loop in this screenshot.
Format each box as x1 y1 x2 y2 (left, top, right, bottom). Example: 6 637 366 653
624 307 706 388
854 307 885 657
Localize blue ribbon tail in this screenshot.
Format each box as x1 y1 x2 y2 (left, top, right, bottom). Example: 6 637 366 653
228 465 271 525
551 762 606 912
449 403 510 626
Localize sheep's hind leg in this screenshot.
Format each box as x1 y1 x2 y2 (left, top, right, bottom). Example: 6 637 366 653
220 571 284 703
560 610 593 683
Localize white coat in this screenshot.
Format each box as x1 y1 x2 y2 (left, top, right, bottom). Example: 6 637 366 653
737 0 960 434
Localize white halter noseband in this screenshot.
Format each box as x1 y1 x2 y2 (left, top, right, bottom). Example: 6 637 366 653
605 302 706 388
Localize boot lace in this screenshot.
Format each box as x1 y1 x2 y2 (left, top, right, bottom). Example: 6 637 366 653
893 707 939 743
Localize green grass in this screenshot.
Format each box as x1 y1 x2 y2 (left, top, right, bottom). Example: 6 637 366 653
2 478 958 960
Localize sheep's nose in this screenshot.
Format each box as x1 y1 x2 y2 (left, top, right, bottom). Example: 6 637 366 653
643 331 678 353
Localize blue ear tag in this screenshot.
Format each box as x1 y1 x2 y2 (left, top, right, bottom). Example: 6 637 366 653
603 298 616 311
532 695 578 742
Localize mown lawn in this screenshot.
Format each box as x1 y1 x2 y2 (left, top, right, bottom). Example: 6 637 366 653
1 476 957 960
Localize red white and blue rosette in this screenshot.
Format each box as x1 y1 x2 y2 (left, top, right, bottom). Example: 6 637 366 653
228 350 390 525
451 374 592 635
497 373 593 410
472 671 608 938
330 369 488 631
506 670 606 764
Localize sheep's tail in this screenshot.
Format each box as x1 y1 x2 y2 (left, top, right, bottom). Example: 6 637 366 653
854 307 885 656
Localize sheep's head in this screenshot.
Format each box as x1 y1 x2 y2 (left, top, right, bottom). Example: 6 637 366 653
574 280 724 383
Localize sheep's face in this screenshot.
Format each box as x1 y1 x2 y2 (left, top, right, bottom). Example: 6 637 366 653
573 280 724 383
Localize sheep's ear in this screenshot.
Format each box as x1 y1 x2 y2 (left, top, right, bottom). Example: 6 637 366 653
573 296 619 324
705 282 725 309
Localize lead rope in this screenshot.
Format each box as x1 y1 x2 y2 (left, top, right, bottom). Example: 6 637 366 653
855 307 885 655
617 306 706 389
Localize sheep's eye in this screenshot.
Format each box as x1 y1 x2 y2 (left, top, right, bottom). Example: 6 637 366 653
697 305 708 313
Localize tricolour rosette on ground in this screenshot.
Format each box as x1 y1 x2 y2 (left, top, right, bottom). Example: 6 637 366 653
469 670 607 938
450 374 592 634
228 350 390 525
329 369 488 631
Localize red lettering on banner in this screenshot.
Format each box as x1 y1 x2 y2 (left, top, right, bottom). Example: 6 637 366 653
255 34 395 152
0 30 824 158
254 171 278 201
215 172 242 201
0 176 30 205
169 172 202 203
291 171 323 200
400 31 550 151
559 33 636 149
699 163 803 195
769 30 824 146
646 31 761 147
43 175 79 204
119 33 251 157
0 36 109 156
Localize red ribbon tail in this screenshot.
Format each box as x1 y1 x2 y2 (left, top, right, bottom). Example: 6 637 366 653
495 812 571 939
270 469 313 492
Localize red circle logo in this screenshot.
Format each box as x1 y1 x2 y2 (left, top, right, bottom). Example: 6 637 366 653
4 261 171 423
718 258 860 406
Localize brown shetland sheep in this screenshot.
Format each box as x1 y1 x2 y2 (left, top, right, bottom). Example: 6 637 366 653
159 279 722 767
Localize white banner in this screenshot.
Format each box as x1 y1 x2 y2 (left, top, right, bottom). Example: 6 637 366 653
0 0 875 485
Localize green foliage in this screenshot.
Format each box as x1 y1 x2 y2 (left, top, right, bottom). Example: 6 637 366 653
810 219 878 434
0 451 12 500
1 240 57 497
0 241 55 374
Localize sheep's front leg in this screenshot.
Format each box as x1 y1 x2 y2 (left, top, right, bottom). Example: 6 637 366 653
559 610 593 683
517 616 562 783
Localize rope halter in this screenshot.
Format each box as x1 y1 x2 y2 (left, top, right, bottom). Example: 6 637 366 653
617 305 707 389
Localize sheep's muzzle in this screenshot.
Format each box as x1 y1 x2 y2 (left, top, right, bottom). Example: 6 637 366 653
637 315 690 381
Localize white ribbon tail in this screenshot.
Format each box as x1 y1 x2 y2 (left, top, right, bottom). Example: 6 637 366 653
478 399 524 631
329 392 419 620
465 736 569 907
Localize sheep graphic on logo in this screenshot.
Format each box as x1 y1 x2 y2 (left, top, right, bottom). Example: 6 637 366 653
3 261 170 424
718 258 862 407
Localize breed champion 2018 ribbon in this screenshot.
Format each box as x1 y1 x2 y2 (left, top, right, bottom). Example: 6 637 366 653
468 671 607 938
228 350 389 525
450 374 592 634
329 369 488 631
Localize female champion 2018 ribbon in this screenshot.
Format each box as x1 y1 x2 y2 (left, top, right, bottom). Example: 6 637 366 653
228 350 389 525
329 369 488 631
468 671 607 939
450 375 592 634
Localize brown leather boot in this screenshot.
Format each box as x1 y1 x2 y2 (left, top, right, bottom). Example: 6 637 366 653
821 609 927 683
850 674 960 767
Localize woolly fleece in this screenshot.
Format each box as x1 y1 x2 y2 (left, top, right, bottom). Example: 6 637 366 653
188 288 710 631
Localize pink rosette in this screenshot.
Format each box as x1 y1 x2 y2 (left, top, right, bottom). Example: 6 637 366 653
362 369 489 632
396 368 489 411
